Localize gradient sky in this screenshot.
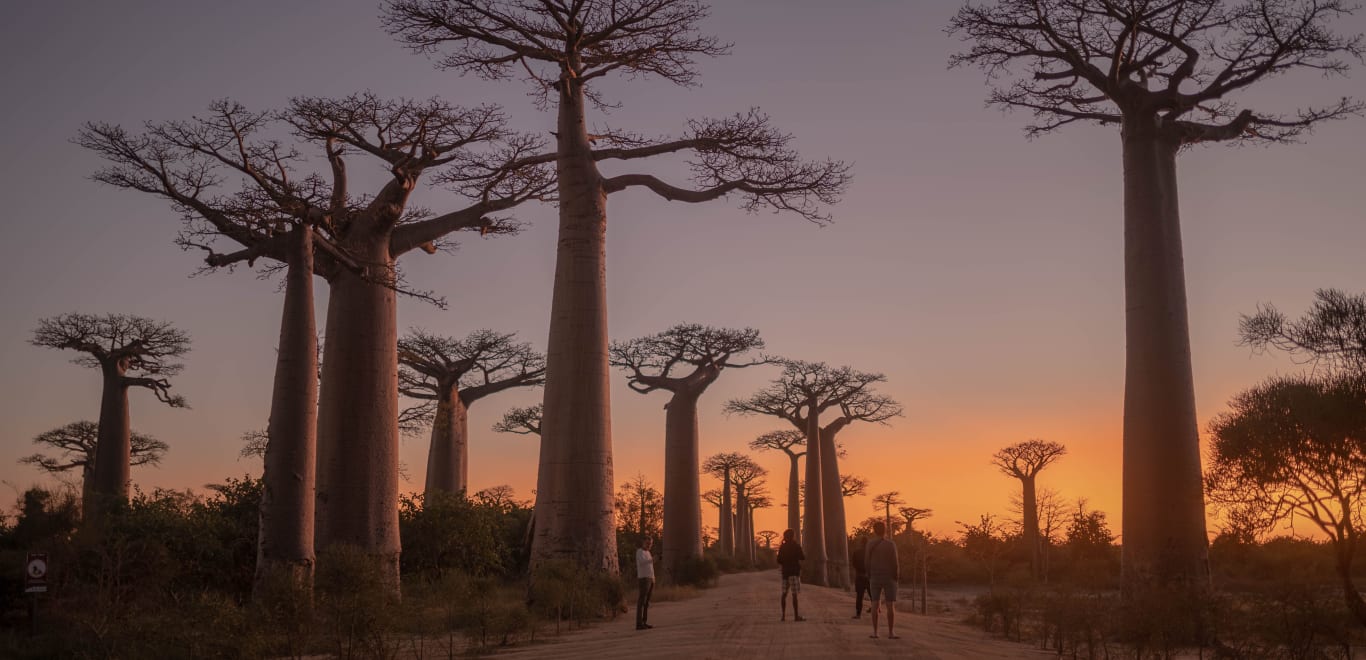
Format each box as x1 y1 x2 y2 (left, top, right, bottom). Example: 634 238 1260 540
2 1 1364 541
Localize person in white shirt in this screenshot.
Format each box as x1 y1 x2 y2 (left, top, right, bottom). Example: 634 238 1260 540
635 537 656 630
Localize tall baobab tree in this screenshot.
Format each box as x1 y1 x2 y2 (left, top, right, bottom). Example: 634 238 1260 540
702 452 750 559
871 492 905 537
612 324 767 581
899 506 933 614
950 0 1363 594
743 487 773 565
992 439 1066 579
757 530 779 549
398 329 545 496
493 404 543 436
31 314 189 522
730 466 768 565
385 0 850 577
750 429 805 534
727 361 902 587
20 420 168 515
79 97 550 593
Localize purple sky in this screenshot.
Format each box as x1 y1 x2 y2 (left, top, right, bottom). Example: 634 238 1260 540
1 1 1363 537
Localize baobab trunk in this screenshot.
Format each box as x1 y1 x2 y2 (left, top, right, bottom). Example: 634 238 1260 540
661 392 703 582
819 429 849 588
423 389 469 497
786 454 801 536
91 362 131 518
802 406 828 585
1119 118 1209 593
1021 475 1040 579
316 236 402 591
734 488 749 564
256 226 318 595
531 78 617 575
719 468 733 557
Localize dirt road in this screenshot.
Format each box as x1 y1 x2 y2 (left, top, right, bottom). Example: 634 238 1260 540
497 571 1053 659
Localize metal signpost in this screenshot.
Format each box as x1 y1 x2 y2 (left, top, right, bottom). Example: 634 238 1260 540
26 552 47 636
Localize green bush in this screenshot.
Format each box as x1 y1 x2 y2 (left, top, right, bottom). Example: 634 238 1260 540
674 554 720 587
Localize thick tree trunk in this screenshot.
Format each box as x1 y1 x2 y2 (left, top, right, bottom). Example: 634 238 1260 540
1336 548 1366 626
90 364 131 521
661 392 703 583
748 507 757 564
734 488 748 564
1022 475 1039 580
720 469 733 557
786 453 801 536
820 428 849 588
255 226 318 597
316 235 402 592
423 389 469 497
801 406 828 585
1119 120 1209 594
531 79 618 575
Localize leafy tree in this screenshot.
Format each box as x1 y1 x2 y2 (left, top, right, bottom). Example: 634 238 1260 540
385 0 850 578
1206 372 1366 624
398 329 545 496
950 0 1363 595
959 514 1009 590
31 313 189 523
612 324 767 581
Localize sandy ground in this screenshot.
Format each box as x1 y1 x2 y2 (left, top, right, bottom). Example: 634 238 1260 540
494 571 1054 659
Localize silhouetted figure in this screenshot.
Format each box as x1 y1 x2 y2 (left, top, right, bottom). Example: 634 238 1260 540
866 521 900 639
636 537 655 630
777 529 806 621
851 535 871 618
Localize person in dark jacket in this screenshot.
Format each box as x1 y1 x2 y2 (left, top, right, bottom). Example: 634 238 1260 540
776 528 806 621
866 521 901 639
851 534 871 618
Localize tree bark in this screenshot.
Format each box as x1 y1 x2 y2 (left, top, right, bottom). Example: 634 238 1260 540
786 453 801 536
90 363 131 521
802 404 828 585
255 226 318 596
1021 475 1039 580
316 234 402 592
423 388 469 497
735 487 749 565
820 427 849 589
1336 547 1366 626
1119 117 1210 593
661 391 703 583
719 467 733 557
531 78 618 575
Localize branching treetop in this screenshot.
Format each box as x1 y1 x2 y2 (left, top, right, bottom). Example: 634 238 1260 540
385 1 850 223
702 451 763 487
949 0 1363 141
492 403 544 435
1240 288 1366 374
748 429 806 459
20 421 168 474
32 313 191 407
991 439 1067 480
899 506 934 527
398 329 545 429
842 474 870 497
725 360 903 432
611 324 768 396
872 491 905 511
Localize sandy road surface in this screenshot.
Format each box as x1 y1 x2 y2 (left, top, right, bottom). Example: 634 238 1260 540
497 571 1053 659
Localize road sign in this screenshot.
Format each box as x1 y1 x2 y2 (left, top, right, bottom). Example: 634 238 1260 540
25 553 47 594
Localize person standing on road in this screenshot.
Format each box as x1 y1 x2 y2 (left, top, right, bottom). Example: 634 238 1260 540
851 534 871 618
776 529 806 622
636 537 656 630
866 521 900 639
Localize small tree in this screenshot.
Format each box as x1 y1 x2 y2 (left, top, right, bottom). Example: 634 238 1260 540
871 492 905 537
757 530 779 549
612 324 768 582
615 473 663 551
841 474 870 497
1206 372 1366 625
398 329 545 496
31 313 189 522
899 506 933 613
749 429 805 535
959 514 1008 590
20 421 168 515
992 439 1066 579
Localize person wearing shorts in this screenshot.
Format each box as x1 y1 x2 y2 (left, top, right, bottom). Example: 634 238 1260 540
866 521 900 639
776 529 806 621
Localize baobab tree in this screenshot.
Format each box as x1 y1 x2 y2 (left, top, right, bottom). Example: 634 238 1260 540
385 0 850 577
20 420 168 515
611 324 767 581
493 404 543 436
841 474 870 498
702 452 751 560
899 506 934 614
1241 289 1366 374
727 361 902 586
742 488 774 565
31 313 189 522
749 429 805 534
79 97 550 594
992 439 1067 579
871 492 905 536
757 530 779 549
950 0 1363 594
398 329 545 496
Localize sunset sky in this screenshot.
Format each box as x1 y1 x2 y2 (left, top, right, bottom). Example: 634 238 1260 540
1 1 1363 542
